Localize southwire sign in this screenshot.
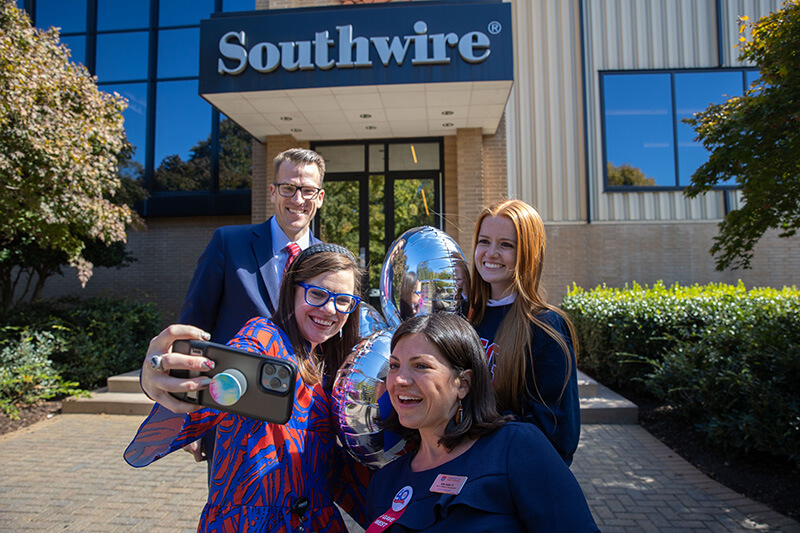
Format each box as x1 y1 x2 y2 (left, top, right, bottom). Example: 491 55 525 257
199 1 512 94
218 21 494 75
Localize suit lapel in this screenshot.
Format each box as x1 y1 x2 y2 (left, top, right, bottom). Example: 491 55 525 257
253 218 280 314
254 218 323 315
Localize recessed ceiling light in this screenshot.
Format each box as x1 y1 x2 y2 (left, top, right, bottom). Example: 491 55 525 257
443 122 454 127
359 113 372 119
365 125 377 130
442 110 454 116
280 116 293 121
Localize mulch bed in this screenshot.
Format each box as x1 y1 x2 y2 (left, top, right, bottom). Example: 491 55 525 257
0 400 62 436
627 389 800 523
1 397 798 523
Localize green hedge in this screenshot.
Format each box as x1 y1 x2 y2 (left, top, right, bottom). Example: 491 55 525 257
562 281 800 468
2 296 163 390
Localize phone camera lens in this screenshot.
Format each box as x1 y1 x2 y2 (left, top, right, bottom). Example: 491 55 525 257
278 367 289 379
263 364 275 376
270 378 281 389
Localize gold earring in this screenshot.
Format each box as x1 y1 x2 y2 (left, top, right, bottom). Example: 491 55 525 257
455 399 464 425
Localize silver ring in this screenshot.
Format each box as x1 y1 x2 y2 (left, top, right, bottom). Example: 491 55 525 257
149 354 165 372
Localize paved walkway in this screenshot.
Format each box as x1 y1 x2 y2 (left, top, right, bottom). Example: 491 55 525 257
0 414 797 532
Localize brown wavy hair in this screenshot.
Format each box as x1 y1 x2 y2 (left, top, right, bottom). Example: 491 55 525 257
381 313 509 451
272 244 362 387
468 199 578 414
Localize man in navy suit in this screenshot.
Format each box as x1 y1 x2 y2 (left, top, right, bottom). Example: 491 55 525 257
177 147 326 465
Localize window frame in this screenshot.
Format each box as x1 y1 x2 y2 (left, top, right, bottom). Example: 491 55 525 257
22 0 253 217
599 67 758 193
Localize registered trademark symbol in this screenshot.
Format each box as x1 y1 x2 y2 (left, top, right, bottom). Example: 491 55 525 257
487 21 502 35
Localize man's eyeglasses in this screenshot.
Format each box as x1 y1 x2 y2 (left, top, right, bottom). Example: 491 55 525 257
274 183 323 200
297 282 361 314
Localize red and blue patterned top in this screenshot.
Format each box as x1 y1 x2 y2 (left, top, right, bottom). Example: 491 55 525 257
124 317 370 532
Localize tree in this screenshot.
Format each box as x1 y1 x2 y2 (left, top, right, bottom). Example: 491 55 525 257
0 2 141 312
607 162 656 187
684 1 800 270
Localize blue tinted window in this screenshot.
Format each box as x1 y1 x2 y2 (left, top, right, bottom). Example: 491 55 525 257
154 80 211 191
97 0 150 31
219 115 253 190
36 0 86 33
96 32 149 82
675 71 742 186
602 69 751 189
603 73 673 187
159 0 214 27
28 0 251 205
101 83 148 170
61 35 86 66
224 0 254 12
158 28 199 78
746 69 760 88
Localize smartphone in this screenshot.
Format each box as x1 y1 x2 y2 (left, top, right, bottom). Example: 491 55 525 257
169 339 296 424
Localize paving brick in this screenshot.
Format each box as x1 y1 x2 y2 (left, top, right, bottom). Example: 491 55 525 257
1 416 798 533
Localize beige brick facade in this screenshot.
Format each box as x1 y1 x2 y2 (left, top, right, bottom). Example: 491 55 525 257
35 0 800 323
41 216 249 322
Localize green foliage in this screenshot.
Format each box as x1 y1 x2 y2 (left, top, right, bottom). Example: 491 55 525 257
0 327 86 419
562 281 800 467
320 176 435 289
3 296 163 389
607 162 657 187
684 1 800 270
0 2 143 311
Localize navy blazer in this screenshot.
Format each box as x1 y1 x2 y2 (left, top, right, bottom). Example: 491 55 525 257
366 423 598 532
178 217 321 344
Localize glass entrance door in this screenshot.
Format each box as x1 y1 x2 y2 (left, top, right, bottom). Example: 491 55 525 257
314 141 442 303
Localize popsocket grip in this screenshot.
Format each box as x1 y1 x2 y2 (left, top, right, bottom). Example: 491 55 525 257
209 369 247 406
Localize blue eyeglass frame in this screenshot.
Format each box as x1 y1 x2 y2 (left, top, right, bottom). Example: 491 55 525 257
297 282 361 314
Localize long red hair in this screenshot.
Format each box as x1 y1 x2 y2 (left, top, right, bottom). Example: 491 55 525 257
468 199 578 413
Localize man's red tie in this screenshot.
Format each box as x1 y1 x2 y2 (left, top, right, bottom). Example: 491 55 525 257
283 243 302 278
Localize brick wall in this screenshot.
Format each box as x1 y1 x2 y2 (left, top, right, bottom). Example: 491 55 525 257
443 136 458 240
542 223 800 305
455 128 484 260
482 114 508 205
39 215 249 324
38 216 800 322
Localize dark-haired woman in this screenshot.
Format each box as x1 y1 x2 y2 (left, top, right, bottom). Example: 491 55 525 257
125 244 370 533
365 313 597 532
469 199 580 464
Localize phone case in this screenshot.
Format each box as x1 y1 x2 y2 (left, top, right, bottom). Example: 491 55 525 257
169 339 296 424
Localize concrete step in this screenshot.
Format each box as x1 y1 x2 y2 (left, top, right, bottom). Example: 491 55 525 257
577 370 598 398
62 390 154 416
579 381 639 424
107 370 142 393
63 369 638 424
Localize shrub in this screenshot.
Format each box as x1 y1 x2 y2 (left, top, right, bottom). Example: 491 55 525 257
0 327 86 419
3 296 163 389
562 281 800 468
645 294 800 467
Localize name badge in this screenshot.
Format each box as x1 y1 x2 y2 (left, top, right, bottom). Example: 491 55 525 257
430 474 467 495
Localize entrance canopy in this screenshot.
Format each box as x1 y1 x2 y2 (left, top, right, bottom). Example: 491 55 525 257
199 1 513 141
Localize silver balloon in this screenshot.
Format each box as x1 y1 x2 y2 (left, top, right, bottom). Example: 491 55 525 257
380 226 468 328
358 301 388 339
332 328 406 469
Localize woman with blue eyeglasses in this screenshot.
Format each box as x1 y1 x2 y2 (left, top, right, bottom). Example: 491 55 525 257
125 243 371 533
